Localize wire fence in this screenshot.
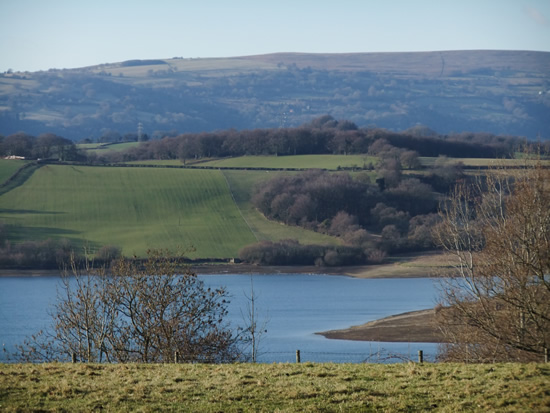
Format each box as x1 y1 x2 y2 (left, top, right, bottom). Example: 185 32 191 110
256 348 433 364
2 348 434 364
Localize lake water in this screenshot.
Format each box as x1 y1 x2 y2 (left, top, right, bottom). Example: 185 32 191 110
0 273 441 363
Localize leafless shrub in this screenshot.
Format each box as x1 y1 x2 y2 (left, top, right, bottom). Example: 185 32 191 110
433 154 550 362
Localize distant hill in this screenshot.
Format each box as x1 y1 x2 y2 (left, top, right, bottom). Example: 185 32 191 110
0 50 549 140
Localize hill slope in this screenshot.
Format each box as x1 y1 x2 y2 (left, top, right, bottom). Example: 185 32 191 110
1 50 548 138
0 165 257 257
0 163 337 258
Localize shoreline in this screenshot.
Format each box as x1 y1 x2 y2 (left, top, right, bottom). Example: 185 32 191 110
0 263 443 279
0 251 452 279
317 309 446 343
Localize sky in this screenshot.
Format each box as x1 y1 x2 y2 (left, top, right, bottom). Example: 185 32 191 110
1 0 549 73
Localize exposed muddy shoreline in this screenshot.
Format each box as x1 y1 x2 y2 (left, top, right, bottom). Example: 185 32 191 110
317 309 445 343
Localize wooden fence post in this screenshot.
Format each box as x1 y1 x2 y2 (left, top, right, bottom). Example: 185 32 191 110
418 350 423 363
71 353 77 363
174 351 180 363
296 350 301 363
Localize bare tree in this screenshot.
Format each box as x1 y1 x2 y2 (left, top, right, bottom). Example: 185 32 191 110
15 250 240 363
433 158 550 362
239 276 268 363
15 255 115 363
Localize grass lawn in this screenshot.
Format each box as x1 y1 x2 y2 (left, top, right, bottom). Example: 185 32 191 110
1 362 548 412
0 165 256 258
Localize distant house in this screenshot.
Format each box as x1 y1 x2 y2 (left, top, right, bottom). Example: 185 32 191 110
4 155 25 160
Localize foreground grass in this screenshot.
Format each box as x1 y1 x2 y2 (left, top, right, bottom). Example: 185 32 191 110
1 363 548 412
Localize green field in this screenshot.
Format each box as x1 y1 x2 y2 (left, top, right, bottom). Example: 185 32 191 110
0 159 28 184
418 156 550 168
0 165 257 258
0 164 339 258
1 362 548 412
126 159 185 166
127 155 550 171
79 142 141 154
198 154 377 170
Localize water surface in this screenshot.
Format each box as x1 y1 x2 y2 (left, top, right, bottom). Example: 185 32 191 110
0 273 440 363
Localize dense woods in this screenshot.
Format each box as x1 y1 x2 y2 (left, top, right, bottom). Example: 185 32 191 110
240 167 442 266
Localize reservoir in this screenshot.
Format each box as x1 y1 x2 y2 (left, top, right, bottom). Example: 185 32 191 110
0 273 440 363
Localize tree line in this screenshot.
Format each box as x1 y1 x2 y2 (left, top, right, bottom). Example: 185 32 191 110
89 116 526 164
0 132 79 160
1 116 538 164
0 223 122 269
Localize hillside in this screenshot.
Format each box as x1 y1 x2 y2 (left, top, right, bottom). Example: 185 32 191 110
0 165 255 258
0 162 337 258
1 51 549 139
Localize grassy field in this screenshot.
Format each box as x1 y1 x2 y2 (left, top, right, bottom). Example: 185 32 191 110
0 160 28 184
126 155 550 171
199 154 377 170
419 157 550 168
79 142 140 154
0 164 339 258
1 362 548 412
126 159 185 166
0 165 256 258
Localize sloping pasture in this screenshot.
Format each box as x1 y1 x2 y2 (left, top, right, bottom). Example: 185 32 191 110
0 165 257 258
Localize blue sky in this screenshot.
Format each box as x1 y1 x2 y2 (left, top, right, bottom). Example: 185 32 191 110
1 0 549 72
